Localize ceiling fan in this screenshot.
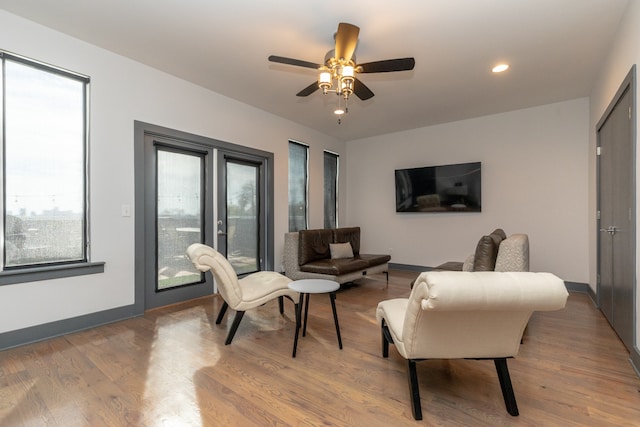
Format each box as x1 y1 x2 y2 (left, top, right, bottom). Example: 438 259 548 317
268 22 415 115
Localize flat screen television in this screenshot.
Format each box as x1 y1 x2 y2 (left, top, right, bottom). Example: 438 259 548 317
395 162 481 212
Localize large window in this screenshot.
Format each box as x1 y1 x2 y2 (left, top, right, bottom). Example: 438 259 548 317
1 52 89 270
324 151 339 229
288 141 308 232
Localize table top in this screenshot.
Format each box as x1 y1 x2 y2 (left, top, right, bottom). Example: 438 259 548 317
288 279 340 293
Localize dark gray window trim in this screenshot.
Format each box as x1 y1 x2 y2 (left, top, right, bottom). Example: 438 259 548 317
0 50 90 82
323 150 339 229
0 50 100 286
0 262 105 286
288 140 309 232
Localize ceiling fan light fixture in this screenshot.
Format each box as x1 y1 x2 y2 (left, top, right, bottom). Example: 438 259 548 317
318 68 332 93
342 65 354 78
492 63 509 73
340 65 355 97
334 108 345 115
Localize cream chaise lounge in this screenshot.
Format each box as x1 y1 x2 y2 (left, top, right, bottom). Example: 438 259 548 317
186 243 299 346
376 271 568 420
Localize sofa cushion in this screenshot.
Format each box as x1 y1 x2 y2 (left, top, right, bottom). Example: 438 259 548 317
298 229 333 265
332 227 361 255
472 230 505 271
330 242 354 259
300 258 369 275
356 254 392 268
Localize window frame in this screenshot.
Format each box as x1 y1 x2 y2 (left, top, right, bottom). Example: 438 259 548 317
0 51 103 285
323 150 339 229
288 140 309 232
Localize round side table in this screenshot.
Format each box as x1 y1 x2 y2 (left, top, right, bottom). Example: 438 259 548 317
288 279 342 357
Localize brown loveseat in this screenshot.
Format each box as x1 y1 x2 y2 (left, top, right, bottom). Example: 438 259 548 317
284 227 390 285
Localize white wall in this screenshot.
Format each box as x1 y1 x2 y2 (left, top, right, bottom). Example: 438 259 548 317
589 0 640 353
345 98 590 284
0 11 344 334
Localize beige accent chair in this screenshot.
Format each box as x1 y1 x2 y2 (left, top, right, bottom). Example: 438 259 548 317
186 243 299 345
376 271 568 420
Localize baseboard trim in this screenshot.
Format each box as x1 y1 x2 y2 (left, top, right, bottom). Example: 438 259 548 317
0 304 141 351
564 280 593 294
389 262 434 272
391 264 591 293
630 347 640 378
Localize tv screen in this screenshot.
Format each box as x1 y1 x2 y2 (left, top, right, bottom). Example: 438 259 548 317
395 162 481 212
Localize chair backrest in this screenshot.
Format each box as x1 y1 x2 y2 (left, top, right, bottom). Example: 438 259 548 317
283 232 301 275
186 243 243 308
403 271 568 359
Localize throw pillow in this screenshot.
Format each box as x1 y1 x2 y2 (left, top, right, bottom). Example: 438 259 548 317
330 242 354 259
491 228 507 241
472 235 500 271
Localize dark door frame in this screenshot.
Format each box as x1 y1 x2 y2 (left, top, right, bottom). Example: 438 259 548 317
133 121 275 313
595 65 637 355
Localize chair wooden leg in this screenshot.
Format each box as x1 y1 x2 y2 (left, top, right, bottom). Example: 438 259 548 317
215 301 229 324
224 310 245 345
407 359 423 420
494 358 519 416
292 295 304 358
381 320 391 358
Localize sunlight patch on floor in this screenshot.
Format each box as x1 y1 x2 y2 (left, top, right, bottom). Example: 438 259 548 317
142 307 221 427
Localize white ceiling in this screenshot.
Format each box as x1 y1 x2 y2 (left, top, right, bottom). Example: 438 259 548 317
0 0 630 141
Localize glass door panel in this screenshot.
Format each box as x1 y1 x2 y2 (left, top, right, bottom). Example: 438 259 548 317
224 160 259 275
156 148 204 290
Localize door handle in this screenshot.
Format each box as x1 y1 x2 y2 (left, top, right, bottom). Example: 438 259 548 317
599 226 618 235
217 219 226 235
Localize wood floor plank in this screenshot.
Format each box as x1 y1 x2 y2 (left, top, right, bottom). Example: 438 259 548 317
1 269 639 426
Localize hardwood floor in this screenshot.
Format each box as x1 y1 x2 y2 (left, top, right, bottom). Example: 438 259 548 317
1 269 639 426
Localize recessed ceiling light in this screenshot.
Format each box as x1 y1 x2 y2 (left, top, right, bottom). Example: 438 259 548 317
492 64 509 73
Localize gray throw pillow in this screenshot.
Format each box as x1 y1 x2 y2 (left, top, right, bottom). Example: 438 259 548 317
330 242 354 259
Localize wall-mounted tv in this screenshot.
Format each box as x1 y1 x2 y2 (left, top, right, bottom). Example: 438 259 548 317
395 162 481 213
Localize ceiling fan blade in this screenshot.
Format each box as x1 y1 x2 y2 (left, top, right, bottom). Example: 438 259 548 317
268 55 321 70
357 57 416 73
353 78 374 100
296 82 319 97
334 23 359 62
